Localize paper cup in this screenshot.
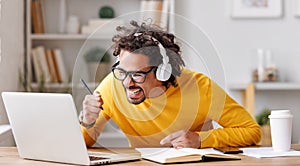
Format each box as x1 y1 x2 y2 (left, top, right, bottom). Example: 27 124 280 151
268 110 293 152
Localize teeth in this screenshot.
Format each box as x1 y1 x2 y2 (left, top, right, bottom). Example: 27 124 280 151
129 89 140 95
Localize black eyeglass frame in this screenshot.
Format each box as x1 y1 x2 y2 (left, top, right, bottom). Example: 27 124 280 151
112 66 157 84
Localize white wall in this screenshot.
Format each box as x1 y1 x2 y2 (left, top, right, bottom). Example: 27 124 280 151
175 0 300 143
0 0 24 124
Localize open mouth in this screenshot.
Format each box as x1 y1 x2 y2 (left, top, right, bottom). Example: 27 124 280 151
127 87 143 99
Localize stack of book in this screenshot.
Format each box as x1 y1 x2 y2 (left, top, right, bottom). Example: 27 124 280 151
31 46 68 83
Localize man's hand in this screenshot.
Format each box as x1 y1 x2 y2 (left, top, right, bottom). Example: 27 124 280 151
82 91 103 126
160 130 201 149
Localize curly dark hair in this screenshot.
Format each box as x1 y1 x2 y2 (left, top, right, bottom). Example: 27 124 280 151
112 20 185 88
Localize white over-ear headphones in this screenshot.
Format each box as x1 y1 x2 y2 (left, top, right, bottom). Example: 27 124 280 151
134 32 172 81
152 38 172 81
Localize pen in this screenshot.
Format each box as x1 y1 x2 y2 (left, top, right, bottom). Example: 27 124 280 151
80 78 103 110
80 78 93 95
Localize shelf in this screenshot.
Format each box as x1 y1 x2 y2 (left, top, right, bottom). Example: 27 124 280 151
31 83 70 89
30 82 100 90
30 34 112 40
228 82 300 91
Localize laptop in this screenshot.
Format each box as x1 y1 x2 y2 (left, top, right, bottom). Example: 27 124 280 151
1 92 141 165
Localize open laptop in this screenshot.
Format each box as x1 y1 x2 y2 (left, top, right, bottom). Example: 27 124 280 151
1 92 141 165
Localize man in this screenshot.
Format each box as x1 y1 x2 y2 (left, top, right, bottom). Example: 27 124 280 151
80 20 261 148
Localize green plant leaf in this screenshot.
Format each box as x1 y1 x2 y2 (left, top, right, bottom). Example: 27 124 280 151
255 108 271 126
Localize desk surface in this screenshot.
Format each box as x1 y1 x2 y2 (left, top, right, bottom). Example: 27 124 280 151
1 145 300 166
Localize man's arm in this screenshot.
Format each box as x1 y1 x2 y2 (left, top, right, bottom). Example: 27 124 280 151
198 82 262 148
160 73 261 149
80 111 110 147
80 74 114 147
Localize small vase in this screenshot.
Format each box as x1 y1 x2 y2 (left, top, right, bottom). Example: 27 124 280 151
66 15 80 34
58 0 67 33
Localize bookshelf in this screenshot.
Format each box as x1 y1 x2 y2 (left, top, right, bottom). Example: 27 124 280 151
25 0 174 147
26 0 174 90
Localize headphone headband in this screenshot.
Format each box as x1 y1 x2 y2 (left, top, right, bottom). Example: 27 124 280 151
133 32 172 81
133 32 169 63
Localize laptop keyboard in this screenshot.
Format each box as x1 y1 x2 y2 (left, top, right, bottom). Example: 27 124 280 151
89 155 109 161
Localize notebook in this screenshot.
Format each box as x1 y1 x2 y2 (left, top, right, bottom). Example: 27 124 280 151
136 148 240 164
1 92 141 165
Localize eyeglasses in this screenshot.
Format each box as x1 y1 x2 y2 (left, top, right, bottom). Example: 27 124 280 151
112 66 156 83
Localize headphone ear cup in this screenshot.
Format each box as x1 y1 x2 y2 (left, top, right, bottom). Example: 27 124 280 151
156 63 172 81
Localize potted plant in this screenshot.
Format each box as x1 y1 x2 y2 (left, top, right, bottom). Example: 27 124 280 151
84 47 111 82
255 108 272 145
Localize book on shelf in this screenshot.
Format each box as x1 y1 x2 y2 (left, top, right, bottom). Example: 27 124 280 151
31 48 42 83
135 148 241 164
31 46 51 83
49 49 61 83
140 0 169 29
31 0 45 34
52 49 69 83
45 49 58 82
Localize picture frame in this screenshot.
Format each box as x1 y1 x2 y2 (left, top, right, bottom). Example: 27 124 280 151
231 0 282 18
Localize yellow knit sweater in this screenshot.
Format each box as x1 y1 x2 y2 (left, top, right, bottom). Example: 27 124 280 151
81 68 261 148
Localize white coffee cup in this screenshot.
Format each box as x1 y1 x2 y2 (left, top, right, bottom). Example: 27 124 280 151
268 110 293 152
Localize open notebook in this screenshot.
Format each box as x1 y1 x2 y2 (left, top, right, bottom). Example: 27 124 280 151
136 148 241 164
2 92 141 165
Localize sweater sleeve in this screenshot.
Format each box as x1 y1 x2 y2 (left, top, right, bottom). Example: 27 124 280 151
81 111 110 147
198 81 261 148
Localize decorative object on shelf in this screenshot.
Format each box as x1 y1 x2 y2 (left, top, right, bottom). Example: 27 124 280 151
58 0 67 33
255 108 272 145
252 48 278 82
81 18 123 36
231 0 282 18
84 47 111 82
257 48 264 82
66 15 80 34
98 6 114 18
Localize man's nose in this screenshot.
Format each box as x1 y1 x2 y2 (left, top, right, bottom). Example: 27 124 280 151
122 74 135 86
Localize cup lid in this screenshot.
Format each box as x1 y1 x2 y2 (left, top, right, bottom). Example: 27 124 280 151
268 110 293 119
